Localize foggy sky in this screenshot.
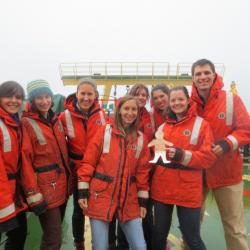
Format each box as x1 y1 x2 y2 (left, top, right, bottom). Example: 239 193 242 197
0 0 250 110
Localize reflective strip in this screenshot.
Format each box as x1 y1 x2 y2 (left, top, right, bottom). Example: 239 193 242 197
65 110 75 138
78 182 89 189
103 124 112 153
27 193 43 205
190 116 203 145
135 131 143 159
24 118 46 145
149 110 156 133
227 135 238 150
181 150 192 166
99 111 106 125
0 119 11 152
0 203 15 219
226 92 233 126
138 190 149 198
58 120 64 133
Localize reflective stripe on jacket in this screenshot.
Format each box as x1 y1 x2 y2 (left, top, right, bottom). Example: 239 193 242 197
191 75 250 188
59 95 107 172
151 105 216 208
22 108 71 209
0 108 27 229
77 124 151 222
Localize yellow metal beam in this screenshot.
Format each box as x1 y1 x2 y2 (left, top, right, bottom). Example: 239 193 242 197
103 83 113 104
62 79 192 100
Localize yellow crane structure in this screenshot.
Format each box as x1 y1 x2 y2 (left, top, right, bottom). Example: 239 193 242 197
59 62 225 105
230 81 238 95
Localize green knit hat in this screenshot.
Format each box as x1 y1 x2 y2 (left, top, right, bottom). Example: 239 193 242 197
27 79 53 101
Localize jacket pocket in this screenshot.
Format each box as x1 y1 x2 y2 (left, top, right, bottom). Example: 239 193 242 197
39 171 67 205
36 164 62 185
179 170 201 184
90 178 110 192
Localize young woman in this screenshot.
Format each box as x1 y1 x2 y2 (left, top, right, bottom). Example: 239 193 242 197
120 84 155 250
151 86 216 250
0 81 28 250
59 78 107 250
129 84 154 141
77 95 151 250
150 84 169 130
21 80 71 250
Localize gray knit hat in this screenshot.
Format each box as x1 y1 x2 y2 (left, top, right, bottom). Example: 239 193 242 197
27 79 53 101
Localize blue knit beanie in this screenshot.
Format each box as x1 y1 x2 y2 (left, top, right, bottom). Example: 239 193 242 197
27 79 53 101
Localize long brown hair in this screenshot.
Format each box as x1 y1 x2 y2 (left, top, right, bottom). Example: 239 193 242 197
129 84 149 99
114 95 139 137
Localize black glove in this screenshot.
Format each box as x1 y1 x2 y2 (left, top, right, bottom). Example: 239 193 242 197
30 200 47 216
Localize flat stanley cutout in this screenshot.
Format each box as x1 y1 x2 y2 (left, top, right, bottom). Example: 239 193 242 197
148 128 173 163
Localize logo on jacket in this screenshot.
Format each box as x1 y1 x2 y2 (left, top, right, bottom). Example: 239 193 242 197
131 144 137 151
147 123 152 128
96 119 102 125
183 129 191 136
218 112 226 119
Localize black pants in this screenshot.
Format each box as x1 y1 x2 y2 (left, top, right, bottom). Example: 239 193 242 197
4 212 27 250
72 188 85 243
152 200 206 250
108 216 117 245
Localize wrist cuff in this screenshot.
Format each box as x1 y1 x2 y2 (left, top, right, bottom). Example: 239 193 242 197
172 147 184 161
78 189 89 199
215 139 230 153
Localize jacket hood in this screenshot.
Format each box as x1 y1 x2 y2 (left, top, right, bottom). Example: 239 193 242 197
64 93 102 118
0 107 20 127
22 101 56 123
166 102 198 124
191 74 224 105
139 106 148 117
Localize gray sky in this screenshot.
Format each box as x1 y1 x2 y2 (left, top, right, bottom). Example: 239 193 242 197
1 0 250 110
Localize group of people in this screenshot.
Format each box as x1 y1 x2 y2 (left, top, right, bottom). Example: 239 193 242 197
0 59 250 250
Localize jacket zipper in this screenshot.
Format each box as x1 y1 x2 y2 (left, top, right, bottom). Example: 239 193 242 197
51 121 71 194
117 138 127 210
106 138 123 220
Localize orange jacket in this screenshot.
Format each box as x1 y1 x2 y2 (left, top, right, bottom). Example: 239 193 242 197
151 105 216 208
77 124 151 222
59 94 107 173
191 75 250 188
150 107 167 131
138 107 154 141
0 107 27 232
21 106 72 210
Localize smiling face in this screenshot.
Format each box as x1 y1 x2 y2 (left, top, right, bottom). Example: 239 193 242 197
193 64 215 93
76 83 96 112
0 95 23 114
119 99 138 128
169 90 189 119
134 88 148 108
152 89 169 111
33 94 52 116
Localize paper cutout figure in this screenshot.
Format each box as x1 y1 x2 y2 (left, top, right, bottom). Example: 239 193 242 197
148 128 173 163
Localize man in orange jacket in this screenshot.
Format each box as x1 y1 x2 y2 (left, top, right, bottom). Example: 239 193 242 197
191 59 250 250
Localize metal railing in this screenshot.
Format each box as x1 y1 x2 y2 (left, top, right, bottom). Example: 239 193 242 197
59 62 225 79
